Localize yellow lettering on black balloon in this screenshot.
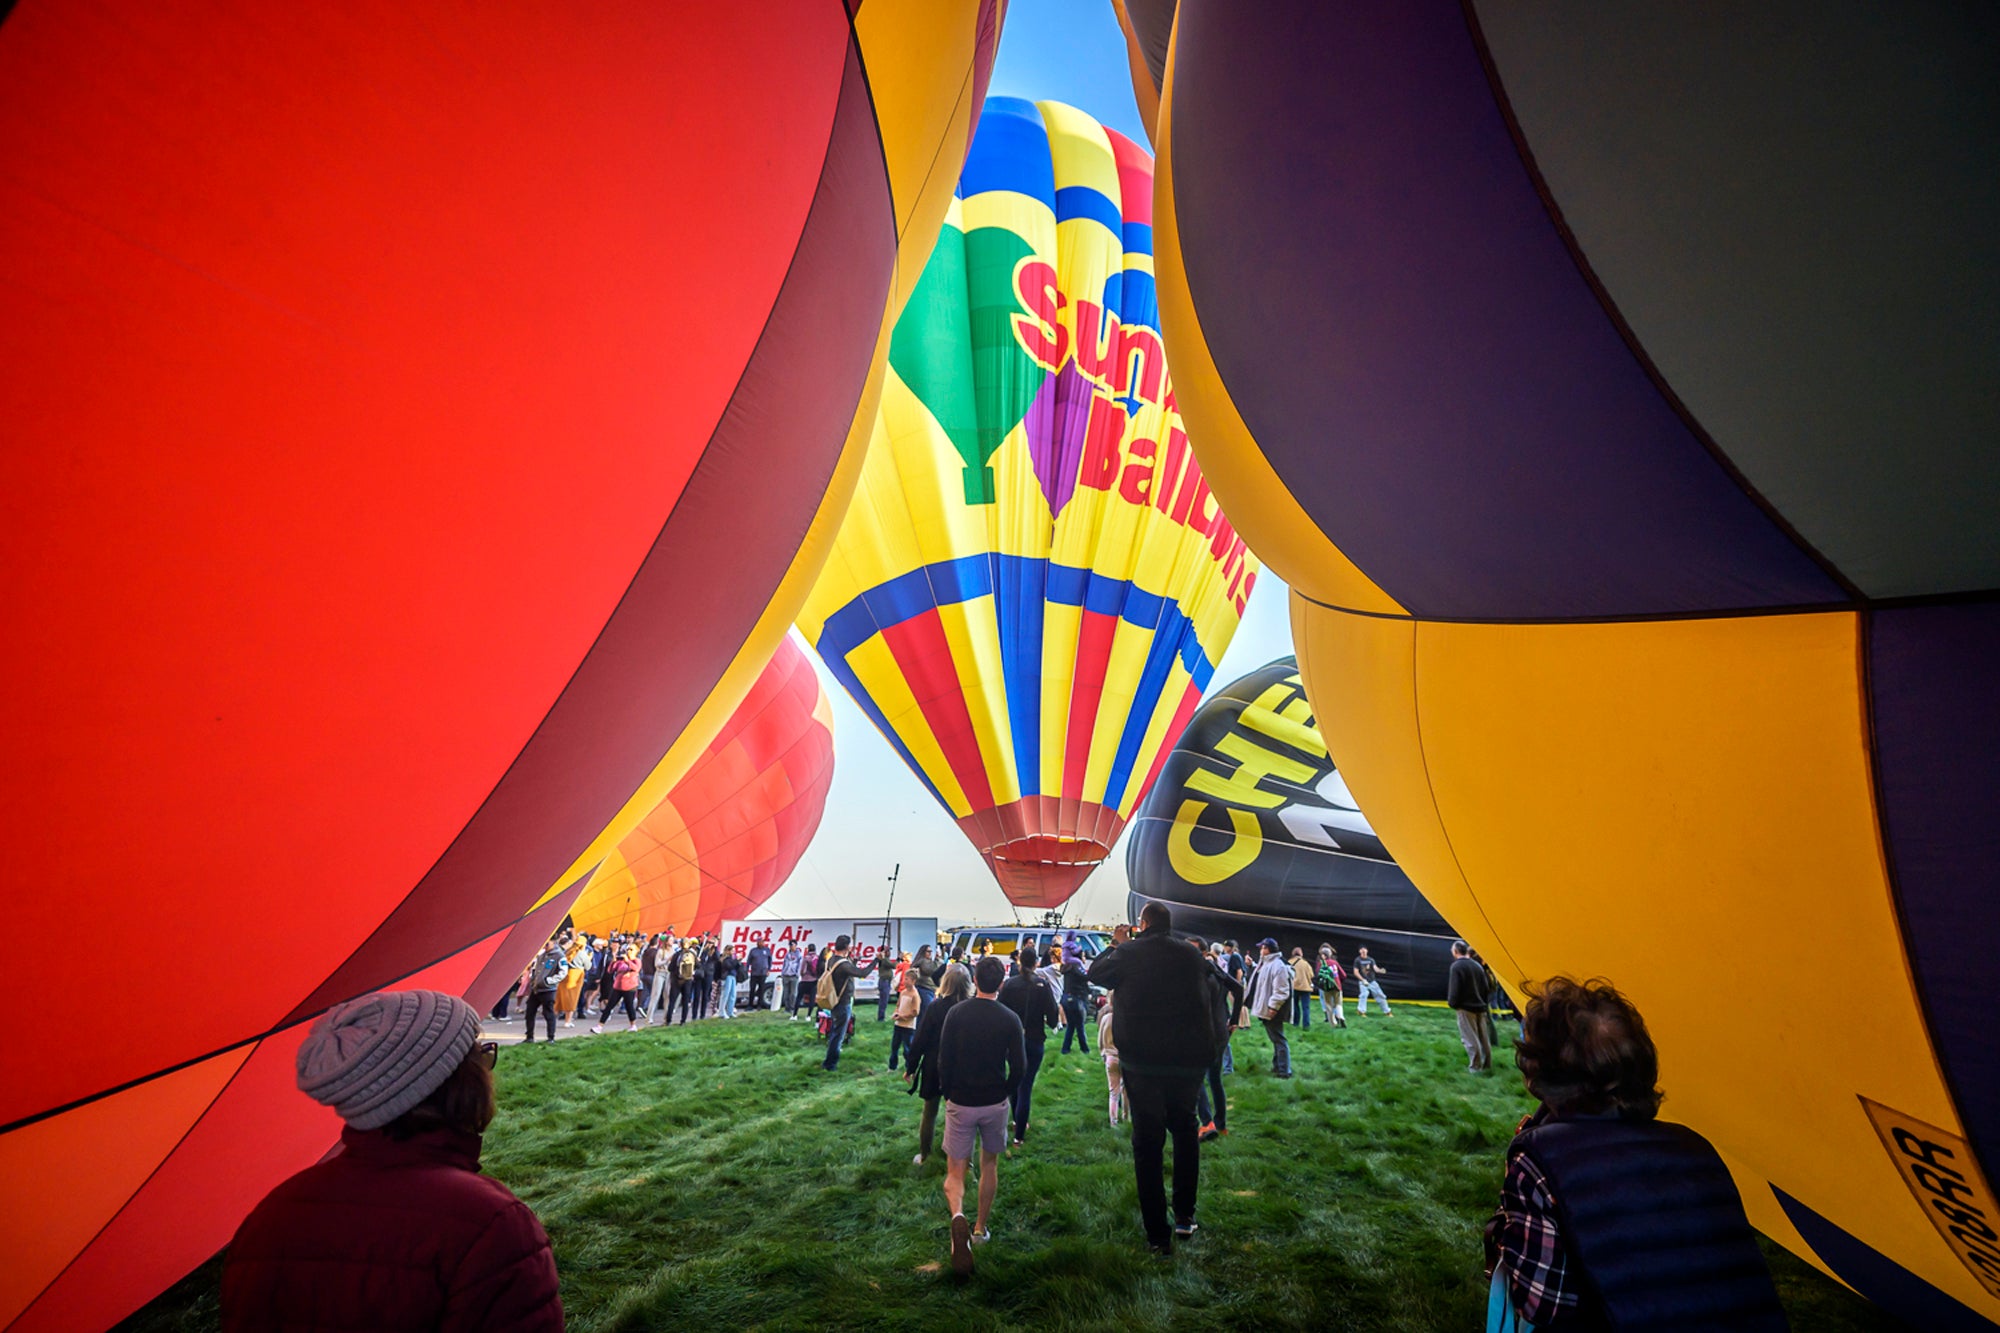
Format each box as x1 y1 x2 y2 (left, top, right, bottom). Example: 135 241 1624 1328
1186 734 1315 810
1167 798 1260 884
1239 682 1323 757
1862 1097 2000 1300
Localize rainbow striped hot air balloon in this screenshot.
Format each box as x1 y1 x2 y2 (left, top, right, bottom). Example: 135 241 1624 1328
799 97 1257 910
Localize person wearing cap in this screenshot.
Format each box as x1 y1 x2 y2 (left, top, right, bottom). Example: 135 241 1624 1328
222 988 563 1331
1247 938 1295 1079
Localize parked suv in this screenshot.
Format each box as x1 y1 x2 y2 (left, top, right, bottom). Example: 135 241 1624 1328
943 927 1114 965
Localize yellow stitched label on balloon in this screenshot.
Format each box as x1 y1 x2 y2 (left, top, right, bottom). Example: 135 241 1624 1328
1862 1098 2000 1298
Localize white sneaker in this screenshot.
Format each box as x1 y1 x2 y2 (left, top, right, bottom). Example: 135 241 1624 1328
590 1024 603 1034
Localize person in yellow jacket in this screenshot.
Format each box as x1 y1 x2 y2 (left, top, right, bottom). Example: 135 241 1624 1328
555 937 589 1025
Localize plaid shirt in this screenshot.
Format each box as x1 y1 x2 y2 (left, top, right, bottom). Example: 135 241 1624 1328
1488 1149 1578 1324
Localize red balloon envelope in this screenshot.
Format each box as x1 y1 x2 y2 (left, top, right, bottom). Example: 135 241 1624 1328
571 637 836 939
0 2 999 1328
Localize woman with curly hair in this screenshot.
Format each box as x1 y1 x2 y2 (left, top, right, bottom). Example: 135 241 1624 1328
1483 976 1784 1331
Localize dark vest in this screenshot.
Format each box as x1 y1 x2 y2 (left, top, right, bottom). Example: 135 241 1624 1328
1512 1116 1787 1332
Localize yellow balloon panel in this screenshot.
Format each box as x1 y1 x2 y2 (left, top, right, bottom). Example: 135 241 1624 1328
1300 595 1996 1314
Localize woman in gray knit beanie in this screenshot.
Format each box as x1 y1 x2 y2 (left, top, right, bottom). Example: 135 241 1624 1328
221 988 564 1331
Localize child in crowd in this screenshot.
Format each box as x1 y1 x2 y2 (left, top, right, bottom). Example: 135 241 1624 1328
1099 992 1124 1126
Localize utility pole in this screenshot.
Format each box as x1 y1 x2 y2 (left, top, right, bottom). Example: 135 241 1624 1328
881 863 900 958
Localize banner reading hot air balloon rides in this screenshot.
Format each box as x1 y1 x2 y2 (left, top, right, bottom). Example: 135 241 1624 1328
799 97 1258 911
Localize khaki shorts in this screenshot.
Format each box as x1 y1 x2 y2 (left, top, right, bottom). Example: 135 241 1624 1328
943 1099 1009 1159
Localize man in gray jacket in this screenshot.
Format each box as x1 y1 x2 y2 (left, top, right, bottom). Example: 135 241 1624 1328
1246 938 1295 1079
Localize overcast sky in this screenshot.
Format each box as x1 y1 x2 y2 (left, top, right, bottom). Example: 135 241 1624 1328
758 0 1297 929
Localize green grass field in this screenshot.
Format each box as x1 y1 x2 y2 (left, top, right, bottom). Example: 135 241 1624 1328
126 1006 1905 1331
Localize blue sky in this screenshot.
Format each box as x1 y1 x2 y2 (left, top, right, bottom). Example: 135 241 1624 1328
759 0 1297 928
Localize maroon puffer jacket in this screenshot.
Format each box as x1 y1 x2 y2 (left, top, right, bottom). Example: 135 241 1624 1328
221 1125 563 1332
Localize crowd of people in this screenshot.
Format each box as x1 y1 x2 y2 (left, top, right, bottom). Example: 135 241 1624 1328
219 912 1789 1331
493 927 857 1039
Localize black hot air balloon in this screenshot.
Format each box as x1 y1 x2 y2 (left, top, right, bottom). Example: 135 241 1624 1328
1125 656 1457 999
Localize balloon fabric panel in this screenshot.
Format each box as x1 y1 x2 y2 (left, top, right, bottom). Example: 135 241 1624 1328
801 97 1257 910
0 2 1000 1326
567 637 836 940
1153 1 2000 1322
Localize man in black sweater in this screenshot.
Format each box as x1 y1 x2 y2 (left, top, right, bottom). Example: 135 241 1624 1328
1087 903 1221 1255
996 944 1062 1145
1447 939 1491 1072
937 956 1025 1275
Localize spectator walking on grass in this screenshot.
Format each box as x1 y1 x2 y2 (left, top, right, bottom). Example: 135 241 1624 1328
1316 946 1347 1028
1087 904 1220 1255
938 956 1025 1275
1447 940 1492 1072
1485 977 1785 1330
996 943 1062 1145
1099 990 1125 1125
1354 947 1393 1015
911 943 940 1014
592 945 643 1033
889 959 922 1070
223 990 563 1332
904 962 973 1164
1058 945 1092 1055
1248 938 1294 1079
819 935 883 1071
1188 936 1241 1143
523 942 565 1044
793 944 821 1020
1289 947 1315 1031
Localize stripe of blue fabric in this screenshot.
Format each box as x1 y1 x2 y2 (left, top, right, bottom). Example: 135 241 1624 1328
1055 184 1124 236
994 552 1044 797
960 97 1054 207
1117 271 1159 332
1122 221 1154 257
1102 590 1178 809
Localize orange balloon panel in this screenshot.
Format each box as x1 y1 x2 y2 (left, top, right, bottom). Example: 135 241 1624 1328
573 638 837 938
0 2 999 1328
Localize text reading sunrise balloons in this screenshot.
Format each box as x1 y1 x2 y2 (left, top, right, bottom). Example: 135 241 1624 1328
571 638 835 939
1142 3 1999 1324
1125 657 1456 998
799 97 1256 910
0 3 998 1328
